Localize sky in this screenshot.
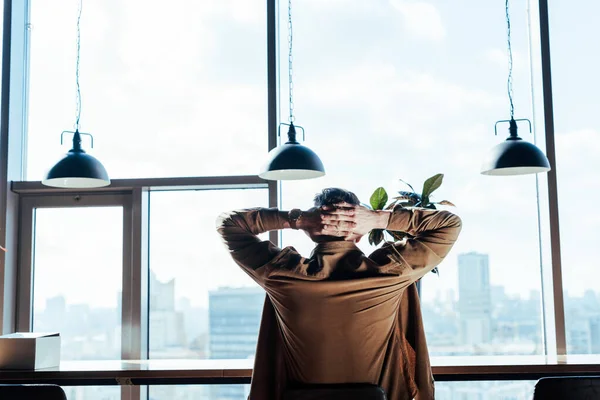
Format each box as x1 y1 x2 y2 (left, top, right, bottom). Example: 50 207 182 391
22 0 599 315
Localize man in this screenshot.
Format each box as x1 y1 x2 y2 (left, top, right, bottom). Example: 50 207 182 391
217 188 462 400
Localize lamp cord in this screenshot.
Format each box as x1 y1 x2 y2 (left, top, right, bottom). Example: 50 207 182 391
506 0 514 120
75 0 83 131
287 0 295 123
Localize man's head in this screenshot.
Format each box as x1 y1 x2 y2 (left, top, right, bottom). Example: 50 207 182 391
307 188 361 243
313 187 360 208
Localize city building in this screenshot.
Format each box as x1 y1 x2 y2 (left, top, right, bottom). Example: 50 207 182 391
208 286 265 399
458 252 492 345
150 272 187 351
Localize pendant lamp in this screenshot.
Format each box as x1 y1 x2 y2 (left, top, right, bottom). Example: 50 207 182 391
481 0 550 176
259 0 325 181
42 0 110 188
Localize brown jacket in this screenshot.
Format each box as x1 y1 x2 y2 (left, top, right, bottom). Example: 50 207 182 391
217 207 462 400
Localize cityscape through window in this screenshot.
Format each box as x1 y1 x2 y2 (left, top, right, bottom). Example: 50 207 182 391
9 0 599 399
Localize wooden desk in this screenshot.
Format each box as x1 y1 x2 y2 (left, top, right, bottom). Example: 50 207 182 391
0 356 598 386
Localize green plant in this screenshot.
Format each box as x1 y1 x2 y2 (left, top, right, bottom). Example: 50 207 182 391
367 173 455 274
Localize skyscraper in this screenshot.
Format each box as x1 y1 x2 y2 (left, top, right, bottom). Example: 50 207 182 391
458 252 492 345
590 315 600 354
209 286 265 400
149 272 186 352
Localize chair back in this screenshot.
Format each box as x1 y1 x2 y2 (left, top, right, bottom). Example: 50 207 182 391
0 384 67 400
533 376 600 399
283 383 387 400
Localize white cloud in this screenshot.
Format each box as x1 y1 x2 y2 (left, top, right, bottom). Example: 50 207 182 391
301 62 502 127
227 0 265 24
556 128 600 160
555 128 600 218
485 48 528 73
390 0 446 41
553 128 600 295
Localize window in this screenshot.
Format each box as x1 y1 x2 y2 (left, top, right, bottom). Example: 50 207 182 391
279 0 546 357
435 380 535 399
148 189 268 400
150 385 250 400
27 0 267 180
549 0 600 354
31 207 123 360
19 195 128 400
3 0 595 399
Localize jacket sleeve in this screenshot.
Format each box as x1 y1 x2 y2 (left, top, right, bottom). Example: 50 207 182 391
216 208 288 284
369 208 462 284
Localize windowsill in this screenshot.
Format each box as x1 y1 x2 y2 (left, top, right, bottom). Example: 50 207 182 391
431 354 600 380
432 354 594 366
0 355 598 385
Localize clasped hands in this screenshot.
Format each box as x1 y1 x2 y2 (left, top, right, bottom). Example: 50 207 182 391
297 202 389 242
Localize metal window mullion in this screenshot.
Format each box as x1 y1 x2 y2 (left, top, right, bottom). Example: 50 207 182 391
267 0 280 245
1 0 30 334
267 0 277 155
15 196 35 332
121 188 148 400
11 176 269 195
538 0 567 356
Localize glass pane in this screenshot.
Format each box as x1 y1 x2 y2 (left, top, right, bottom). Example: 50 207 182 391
27 0 267 180
62 386 120 400
32 207 122 400
149 381 534 399
279 0 545 357
149 189 268 375
549 1 600 355
435 380 536 399
149 385 250 400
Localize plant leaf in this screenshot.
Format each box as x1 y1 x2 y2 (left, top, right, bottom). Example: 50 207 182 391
397 201 414 208
421 173 444 199
395 192 420 207
370 187 388 210
393 195 415 201
368 229 384 246
436 200 456 207
398 179 415 193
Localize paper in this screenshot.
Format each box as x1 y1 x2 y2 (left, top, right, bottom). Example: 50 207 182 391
0 332 60 339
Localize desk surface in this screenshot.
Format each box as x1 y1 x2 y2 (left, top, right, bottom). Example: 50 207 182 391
0 355 599 386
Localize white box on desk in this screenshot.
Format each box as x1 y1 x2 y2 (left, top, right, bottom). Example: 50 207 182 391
0 332 61 369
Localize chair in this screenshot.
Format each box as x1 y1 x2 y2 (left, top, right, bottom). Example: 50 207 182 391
533 376 600 399
283 383 387 400
0 384 67 400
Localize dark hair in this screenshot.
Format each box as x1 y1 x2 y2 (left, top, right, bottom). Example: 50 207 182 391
313 188 360 207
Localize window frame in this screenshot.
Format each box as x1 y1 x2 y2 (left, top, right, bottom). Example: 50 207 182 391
16 192 134 333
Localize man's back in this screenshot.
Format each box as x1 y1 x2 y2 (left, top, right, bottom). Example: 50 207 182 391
265 241 403 384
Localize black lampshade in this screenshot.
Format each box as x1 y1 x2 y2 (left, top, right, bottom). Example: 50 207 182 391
42 131 110 188
260 124 325 181
481 136 551 176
